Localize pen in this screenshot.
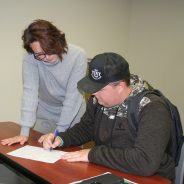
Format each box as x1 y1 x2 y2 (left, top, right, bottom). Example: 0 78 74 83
50 128 59 151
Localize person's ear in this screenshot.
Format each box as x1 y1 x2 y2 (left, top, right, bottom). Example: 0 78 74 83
116 81 126 93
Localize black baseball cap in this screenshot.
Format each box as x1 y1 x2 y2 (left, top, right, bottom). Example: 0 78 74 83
77 52 130 93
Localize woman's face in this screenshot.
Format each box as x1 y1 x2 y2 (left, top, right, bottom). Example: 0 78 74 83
30 41 59 63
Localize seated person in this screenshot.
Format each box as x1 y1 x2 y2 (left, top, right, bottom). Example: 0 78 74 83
39 52 175 182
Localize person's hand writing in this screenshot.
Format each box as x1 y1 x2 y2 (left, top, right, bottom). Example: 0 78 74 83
62 149 91 162
38 133 61 150
1 135 28 146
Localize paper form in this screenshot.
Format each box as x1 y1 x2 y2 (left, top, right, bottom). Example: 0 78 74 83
7 145 66 163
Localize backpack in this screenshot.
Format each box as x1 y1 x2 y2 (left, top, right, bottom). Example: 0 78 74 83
127 89 184 166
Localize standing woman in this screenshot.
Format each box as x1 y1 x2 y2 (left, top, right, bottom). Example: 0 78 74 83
1 19 87 145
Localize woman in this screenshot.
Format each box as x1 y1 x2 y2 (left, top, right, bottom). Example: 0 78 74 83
1 19 87 145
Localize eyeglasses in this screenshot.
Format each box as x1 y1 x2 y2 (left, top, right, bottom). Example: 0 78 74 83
33 52 48 62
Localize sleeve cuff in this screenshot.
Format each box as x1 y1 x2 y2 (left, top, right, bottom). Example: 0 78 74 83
88 147 96 162
57 136 64 147
20 126 30 137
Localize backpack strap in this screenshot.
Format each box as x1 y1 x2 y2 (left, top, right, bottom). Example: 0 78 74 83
127 89 161 131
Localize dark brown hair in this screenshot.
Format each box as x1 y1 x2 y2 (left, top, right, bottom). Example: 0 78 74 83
22 19 68 60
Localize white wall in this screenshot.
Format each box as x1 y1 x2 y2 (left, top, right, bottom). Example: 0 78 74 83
127 0 184 124
0 0 183 126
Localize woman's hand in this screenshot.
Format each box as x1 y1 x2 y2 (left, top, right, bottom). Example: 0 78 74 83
1 135 28 146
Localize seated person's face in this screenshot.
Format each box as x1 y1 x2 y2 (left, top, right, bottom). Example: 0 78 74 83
93 84 122 107
30 41 59 63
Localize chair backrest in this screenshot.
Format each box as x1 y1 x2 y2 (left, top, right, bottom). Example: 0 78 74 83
175 142 184 184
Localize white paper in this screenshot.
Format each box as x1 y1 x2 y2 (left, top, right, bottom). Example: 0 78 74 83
7 145 66 163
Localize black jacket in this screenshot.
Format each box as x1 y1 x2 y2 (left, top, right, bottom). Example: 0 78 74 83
58 76 175 181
